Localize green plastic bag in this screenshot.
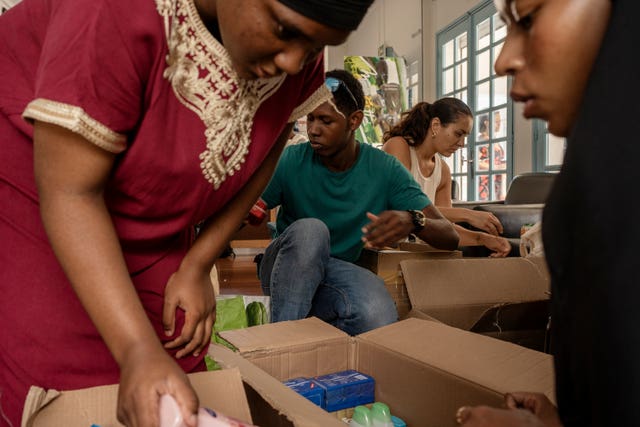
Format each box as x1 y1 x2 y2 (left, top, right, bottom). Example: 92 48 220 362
246 301 268 326
212 295 247 350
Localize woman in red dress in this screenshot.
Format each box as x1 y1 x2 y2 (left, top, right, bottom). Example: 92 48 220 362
0 0 374 425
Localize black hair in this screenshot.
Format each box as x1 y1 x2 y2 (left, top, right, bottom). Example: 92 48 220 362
325 69 365 116
383 98 472 146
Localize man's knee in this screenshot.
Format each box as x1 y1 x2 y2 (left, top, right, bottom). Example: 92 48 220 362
282 218 330 256
288 218 329 241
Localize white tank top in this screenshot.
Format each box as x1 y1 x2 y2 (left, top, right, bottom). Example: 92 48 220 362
409 146 441 202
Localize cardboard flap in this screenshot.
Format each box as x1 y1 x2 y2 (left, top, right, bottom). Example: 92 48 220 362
219 317 349 354
22 387 61 427
220 317 353 381
397 242 460 254
28 368 252 427
358 247 461 274
209 344 345 427
470 300 550 332
357 318 555 403
401 257 549 308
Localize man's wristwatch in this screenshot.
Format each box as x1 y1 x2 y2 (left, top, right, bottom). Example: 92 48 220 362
407 209 427 234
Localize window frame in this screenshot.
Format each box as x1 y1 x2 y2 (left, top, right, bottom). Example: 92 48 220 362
436 0 515 201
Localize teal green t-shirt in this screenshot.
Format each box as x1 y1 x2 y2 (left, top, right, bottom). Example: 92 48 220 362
262 142 431 262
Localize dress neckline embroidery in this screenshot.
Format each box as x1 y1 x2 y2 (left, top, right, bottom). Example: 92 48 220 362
156 0 286 188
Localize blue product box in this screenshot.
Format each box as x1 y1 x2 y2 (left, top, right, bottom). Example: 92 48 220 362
312 370 375 412
283 377 325 407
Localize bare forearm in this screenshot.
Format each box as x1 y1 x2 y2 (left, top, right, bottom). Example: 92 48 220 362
411 204 460 250
415 218 459 250
39 191 163 365
183 123 292 271
454 224 486 246
437 206 472 224
34 121 163 366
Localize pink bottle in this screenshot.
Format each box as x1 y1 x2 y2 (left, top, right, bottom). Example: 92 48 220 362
159 394 258 427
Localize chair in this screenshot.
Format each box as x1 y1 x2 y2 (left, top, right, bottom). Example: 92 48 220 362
451 179 460 201
503 172 557 205
462 172 557 256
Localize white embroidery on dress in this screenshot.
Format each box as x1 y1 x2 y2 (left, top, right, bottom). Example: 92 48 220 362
156 0 285 188
23 99 127 153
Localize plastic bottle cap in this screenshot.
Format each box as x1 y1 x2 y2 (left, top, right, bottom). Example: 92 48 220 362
391 415 407 427
371 402 391 420
351 405 372 427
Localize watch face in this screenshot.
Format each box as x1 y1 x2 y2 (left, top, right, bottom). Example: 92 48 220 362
409 210 426 229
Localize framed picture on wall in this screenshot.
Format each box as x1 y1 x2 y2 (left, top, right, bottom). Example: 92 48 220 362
344 55 408 146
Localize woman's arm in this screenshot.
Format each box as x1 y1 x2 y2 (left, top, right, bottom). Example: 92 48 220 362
381 136 412 170
34 121 198 427
162 123 293 356
190 123 292 259
434 162 504 236
436 207 504 236
454 224 512 257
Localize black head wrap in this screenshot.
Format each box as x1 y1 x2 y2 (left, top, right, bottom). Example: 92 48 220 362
278 0 374 31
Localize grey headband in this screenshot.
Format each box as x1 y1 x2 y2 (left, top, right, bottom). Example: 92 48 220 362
278 0 374 31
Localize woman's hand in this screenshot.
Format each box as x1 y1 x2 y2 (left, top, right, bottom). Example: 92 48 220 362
504 393 563 427
465 210 504 236
117 345 198 427
455 392 561 427
480 234 512 257
163 266 216 359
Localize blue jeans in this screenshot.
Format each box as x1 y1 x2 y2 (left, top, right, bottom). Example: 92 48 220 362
258 218 398 335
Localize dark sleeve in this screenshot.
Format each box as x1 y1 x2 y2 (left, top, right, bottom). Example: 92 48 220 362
543 0 640 425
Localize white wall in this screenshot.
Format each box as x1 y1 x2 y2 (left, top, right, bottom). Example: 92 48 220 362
326 0 422 79
327 0 535 174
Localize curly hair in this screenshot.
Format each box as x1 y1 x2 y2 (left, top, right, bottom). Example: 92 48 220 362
325 69 365 116
383 98 472 147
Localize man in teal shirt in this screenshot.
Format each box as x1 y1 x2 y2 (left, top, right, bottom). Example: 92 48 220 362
258 69 459 335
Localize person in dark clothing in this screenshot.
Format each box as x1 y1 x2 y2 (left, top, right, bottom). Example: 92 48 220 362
456 0 640 425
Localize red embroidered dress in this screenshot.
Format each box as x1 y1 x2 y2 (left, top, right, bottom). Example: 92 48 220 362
0 0 329 422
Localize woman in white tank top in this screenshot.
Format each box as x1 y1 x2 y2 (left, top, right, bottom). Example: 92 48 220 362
382 99 511 257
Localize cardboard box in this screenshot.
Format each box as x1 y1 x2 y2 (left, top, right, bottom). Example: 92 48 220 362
401 257 551 351
24 368 253 427
357 243 462 319
23 358 341 427
214 317 555 427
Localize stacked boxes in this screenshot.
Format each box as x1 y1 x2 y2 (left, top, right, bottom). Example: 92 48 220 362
357 244 461 319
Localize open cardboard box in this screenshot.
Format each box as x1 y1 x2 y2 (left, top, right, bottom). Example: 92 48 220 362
213 317 555 427
22 361 340 427
357 243 462 319
23 368 254 427
401 256 551 351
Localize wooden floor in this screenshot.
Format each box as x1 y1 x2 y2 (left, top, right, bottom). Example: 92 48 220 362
215 241 266 296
